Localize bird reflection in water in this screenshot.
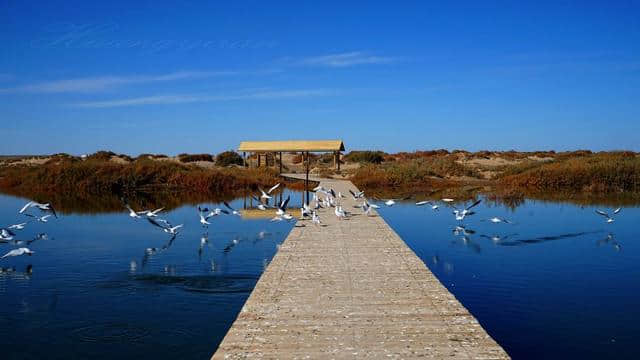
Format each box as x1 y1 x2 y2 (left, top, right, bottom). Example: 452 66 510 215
596 233 621 252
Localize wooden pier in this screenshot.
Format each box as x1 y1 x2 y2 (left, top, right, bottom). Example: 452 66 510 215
212 177 509 359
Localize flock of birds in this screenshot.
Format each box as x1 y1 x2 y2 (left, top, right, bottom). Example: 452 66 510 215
1 182 627 269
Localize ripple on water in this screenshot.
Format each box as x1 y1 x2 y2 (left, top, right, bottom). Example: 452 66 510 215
72 322 151 343
131 273 258 293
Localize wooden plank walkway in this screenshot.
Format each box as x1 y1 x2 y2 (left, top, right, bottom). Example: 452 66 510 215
212 177 509 359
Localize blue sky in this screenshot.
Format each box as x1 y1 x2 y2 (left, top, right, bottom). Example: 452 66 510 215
1 1 639 155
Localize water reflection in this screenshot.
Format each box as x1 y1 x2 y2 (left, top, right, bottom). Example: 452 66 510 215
0 189 298 360
376 196 640 359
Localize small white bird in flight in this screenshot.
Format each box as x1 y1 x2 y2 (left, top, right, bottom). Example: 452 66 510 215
484 217 512 224
1 247 35 259
349 189 365 200
451 199 482 221
275 196 290 216
223 202 242 216
147 218 183 235
416 201 439 210
22 214 52 223
8 223 27 230
138 207 164 217
258 183 280 199
442 198 455 203
199 211 216 226
1 228 16 240
595 208 621 223
19 201 58 218
125 204 141 218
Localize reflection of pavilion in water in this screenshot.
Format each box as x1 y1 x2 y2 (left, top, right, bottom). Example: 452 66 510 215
238 191 305 219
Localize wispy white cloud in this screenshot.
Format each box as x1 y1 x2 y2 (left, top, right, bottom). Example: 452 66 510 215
295 51 398 67
0 70 236 93
71 89 338 108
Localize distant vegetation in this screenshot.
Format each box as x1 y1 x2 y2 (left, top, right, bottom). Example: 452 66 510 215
215 151 244 167
177 153 214 163
349 150 640 195
1 149 638 204
344 150 385 164
0 152 283 200
499 152 639 193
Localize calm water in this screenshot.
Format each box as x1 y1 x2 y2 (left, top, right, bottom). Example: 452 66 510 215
376 198 640 359
1 192 639 359
0 191 299 360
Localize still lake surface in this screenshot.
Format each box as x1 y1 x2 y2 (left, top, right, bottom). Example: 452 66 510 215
1 191 639 359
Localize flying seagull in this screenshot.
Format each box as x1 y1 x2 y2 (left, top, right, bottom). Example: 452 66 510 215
416 200 439 210
1 247 35 259
19 201 58 218
451 199 481 221
595 208 621 223
138 207 164 217
349 189 365 200
8 223 27 231
147 218 183 235
484 217 512 224
1 228 16 240
258 183 281 199
22 214 52 223
125 204 141 219
223 202 242 216
275 195 290 216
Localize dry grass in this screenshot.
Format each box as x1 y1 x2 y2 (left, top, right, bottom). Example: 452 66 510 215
351 156 480 189
499 152 640 193
0 156 283 200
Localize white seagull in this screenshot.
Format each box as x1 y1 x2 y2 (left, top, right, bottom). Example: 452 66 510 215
139 207 164 217
312 211 321 225
416 200 439 210
22 214 52 223
125 204 141 218
1 228 16 240
1 247 35 259
349 189 365 200
19 201 58 218
147 218 183 235
335 205 348 220
595 208 621 223
8 223 27 231
258 183 281 199
451 199 482 221
223 202 242 216
484 217 512 224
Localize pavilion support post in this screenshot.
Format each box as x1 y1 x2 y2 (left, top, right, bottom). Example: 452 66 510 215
305 151 310 205
333 151 337 169
257 153 261 167
279 152 283 174
243 152 246 168
337 152 341 171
